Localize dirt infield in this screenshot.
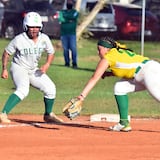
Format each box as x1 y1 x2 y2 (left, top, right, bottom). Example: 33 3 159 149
0 115 159 160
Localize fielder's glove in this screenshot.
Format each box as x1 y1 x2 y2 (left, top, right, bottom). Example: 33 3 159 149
63 97 83 120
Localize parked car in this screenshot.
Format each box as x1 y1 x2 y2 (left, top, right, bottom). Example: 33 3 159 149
85 2 117 37
131 0 160 24
0 2 4 36
1 0 60 39
112 3 160 40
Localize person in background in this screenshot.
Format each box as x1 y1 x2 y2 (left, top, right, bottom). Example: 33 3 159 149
77 36 160 132
0 12 63 124
58 0 79 69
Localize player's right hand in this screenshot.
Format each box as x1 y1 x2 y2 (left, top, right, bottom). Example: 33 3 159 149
1 69 8 79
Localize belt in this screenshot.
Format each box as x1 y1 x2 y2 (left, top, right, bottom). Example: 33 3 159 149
135 59 149 74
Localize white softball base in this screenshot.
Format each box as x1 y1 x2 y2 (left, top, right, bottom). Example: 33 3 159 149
90 113 131 122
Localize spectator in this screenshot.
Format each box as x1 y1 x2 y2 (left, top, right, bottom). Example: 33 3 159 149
58 0 79 69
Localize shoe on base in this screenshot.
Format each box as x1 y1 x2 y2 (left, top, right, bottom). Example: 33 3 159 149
0 113 11 123
109 123 132 132
44 112 63 123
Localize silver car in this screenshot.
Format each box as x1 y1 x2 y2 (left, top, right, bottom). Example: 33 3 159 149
86 2 117 35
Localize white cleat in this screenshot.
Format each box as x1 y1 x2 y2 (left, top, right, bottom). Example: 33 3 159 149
0 112 11 123
109 123 132 132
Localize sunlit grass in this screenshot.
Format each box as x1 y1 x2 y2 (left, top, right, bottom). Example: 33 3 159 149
0 38 160 118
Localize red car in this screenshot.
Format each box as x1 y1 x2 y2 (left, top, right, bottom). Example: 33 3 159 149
112 3 160 40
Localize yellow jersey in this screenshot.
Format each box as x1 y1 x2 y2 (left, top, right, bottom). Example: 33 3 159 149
104 48 149 78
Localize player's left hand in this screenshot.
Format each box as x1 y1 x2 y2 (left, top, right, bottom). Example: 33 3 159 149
40 63 50 73
63 97 83 120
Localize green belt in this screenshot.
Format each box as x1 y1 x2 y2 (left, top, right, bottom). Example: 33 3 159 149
135 60 149 74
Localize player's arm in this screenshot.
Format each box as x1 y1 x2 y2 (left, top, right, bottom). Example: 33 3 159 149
1 50 10 79
40 53 54 73
78 58 109 100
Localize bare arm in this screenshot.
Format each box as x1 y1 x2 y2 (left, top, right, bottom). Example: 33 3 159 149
1 51 10 79
40 54 54 73
78 58 109 100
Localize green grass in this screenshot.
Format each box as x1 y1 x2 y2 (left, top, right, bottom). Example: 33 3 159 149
0 38 160 118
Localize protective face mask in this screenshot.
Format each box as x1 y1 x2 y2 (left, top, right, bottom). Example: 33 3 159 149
67 3 73 9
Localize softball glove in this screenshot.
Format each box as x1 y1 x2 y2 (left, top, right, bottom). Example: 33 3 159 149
63 97 82 120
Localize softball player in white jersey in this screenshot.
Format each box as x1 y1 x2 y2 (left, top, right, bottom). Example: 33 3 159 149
0 12 63 123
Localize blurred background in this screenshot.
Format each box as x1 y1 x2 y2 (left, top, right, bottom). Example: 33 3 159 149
0 0 159 41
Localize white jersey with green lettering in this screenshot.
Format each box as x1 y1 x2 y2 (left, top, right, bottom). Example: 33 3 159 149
6 32 56 100
5 32 54 70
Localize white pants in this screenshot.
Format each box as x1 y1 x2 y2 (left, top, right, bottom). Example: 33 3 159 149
114 60 160 102
10 62 56 100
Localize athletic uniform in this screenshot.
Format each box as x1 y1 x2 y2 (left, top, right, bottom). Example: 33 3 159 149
7 32 56 100
0 12 63 124
104 48 160 101
104 48 149 78
97 39 160 131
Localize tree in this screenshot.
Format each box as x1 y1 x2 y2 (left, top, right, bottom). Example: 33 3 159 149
75 0 82 11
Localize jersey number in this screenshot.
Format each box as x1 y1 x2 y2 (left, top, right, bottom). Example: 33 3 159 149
118 49 135 57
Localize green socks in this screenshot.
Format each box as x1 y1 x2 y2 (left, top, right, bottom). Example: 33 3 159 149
2 93 21 114
44 97 55 115
2 95 55 115
115 95 129 126
2 95 55 116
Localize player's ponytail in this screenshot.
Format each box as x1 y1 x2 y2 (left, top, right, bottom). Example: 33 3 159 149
116 42 133 52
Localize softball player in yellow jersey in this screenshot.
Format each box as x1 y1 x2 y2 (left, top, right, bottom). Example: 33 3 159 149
0 12 63 123
77 36 160 132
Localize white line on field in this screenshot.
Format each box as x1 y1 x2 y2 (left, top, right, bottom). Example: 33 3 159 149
0 123 41 128
0 118 158 129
